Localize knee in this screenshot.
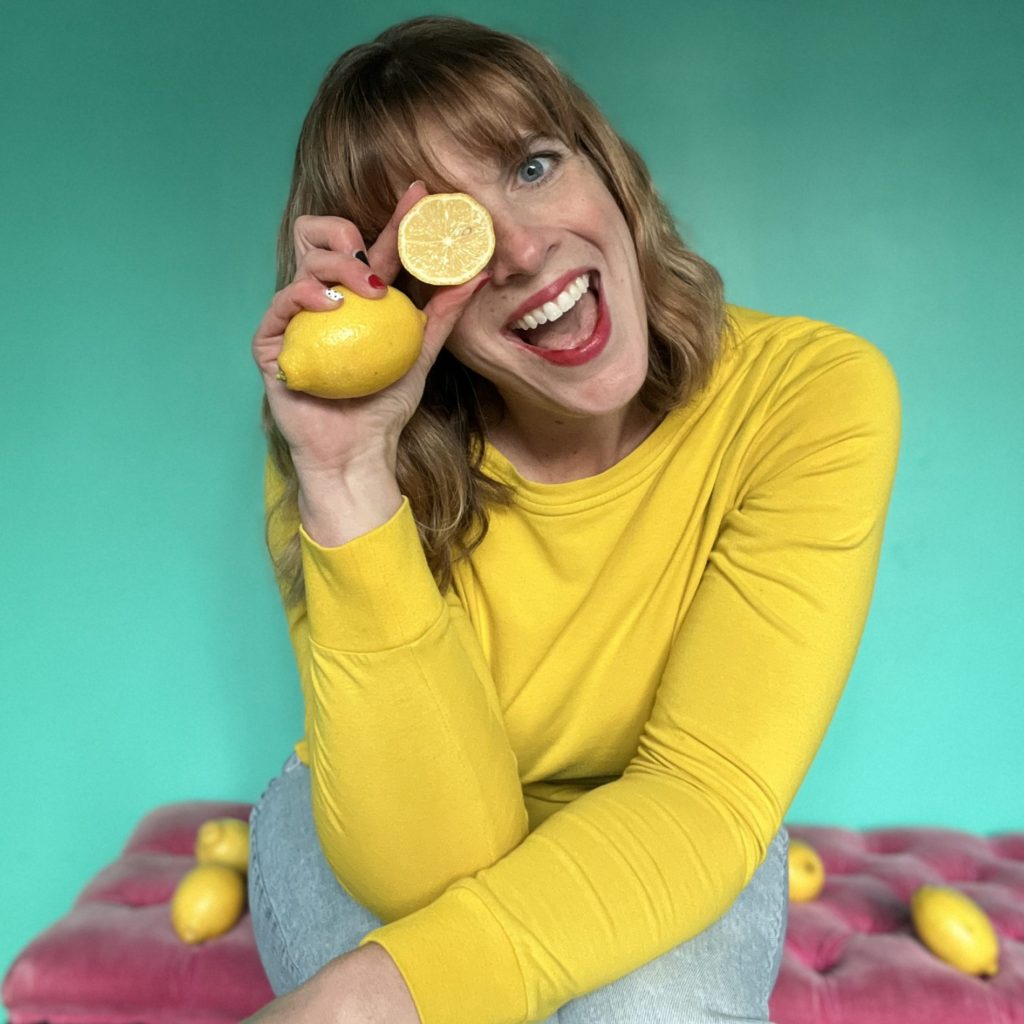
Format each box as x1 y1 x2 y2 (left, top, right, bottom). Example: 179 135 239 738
248 757 319 994
248 757 382 994
558 830 788 1024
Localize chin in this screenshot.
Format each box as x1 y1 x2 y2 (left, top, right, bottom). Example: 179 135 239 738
576 355 649 410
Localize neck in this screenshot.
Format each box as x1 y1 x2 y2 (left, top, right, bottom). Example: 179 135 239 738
484 399 663 484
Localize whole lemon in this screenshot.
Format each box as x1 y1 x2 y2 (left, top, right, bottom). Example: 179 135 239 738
194 817 250 874
170 864 246 944
910 885 1000 976
278 285 427 399
787 838 826 902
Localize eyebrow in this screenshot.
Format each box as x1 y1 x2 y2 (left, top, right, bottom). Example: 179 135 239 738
515 131 567 154
516 130 544 146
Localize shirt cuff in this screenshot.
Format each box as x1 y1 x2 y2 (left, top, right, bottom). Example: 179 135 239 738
358 883 528 1024
299 496 446 652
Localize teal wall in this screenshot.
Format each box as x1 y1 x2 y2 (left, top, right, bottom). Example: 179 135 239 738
3 0 1021 980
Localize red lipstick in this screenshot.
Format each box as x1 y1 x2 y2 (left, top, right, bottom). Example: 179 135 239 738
503 274 610 367
506 267 593 325
527 286 609 366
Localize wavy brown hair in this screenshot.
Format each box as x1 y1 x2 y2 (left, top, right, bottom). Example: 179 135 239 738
265 16 726 604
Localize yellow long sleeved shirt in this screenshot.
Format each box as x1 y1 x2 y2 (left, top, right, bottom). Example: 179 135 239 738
266 305 901 1024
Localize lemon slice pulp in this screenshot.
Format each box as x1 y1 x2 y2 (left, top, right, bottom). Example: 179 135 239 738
398 192 495 286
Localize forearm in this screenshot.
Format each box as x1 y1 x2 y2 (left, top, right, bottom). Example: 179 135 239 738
295 452 402 549
243 943 420 1024
305 626 528 921
297 493 528 922
357 768 767 1024
334 944 421 1024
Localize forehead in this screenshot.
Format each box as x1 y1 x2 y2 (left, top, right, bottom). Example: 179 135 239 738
416 120 543 189
346 69 581 224
379 73 571 196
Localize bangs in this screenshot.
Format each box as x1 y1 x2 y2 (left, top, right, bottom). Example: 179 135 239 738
384 65 573 193
325 39 583 240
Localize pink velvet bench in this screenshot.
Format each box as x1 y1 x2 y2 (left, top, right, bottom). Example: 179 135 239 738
4 805 1023 1023
3 803 272 1024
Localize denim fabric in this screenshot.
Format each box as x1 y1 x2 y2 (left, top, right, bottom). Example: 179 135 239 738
249 754 788 1023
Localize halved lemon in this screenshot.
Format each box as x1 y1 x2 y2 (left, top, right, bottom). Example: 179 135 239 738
398 192 495 286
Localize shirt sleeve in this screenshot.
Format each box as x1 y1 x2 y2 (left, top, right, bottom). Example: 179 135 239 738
355 333 902 1024
263 472 529 923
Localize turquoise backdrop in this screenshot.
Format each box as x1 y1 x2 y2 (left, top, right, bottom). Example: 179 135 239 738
2 0 1021 980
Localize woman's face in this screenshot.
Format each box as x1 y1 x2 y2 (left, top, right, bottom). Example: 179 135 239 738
423 126 650 429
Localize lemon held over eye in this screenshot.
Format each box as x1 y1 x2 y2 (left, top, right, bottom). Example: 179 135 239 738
398 192 495 286
277 286 427 399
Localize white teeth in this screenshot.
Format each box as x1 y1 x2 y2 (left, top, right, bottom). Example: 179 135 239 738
510 273 591 332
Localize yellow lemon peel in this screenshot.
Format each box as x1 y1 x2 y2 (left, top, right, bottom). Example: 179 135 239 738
788 838 826 902
911 885 1000 976
195 818 250 874
278 286 427 399
170 864 246 944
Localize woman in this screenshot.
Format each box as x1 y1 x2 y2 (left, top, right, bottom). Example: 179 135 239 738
247 15 900 1024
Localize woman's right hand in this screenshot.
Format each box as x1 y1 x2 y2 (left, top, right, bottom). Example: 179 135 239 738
252 182 490 485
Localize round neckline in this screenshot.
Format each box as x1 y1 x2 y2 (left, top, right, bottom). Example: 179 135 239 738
480 401 692 513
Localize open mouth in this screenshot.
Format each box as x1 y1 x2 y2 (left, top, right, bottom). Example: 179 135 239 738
503 271 601 352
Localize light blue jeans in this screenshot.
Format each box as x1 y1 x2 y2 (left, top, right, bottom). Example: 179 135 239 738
249 754 787 1023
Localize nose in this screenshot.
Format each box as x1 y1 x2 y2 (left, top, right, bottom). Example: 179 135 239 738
486 204 552 287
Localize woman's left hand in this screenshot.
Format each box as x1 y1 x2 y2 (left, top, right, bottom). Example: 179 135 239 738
243 943 421 1024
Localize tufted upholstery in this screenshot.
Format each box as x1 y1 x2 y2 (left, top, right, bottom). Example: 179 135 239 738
2 801 274 1024
769 825 1024 1023
4 810 1023 1022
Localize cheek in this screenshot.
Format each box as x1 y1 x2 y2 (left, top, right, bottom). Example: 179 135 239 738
444 317 471 358
443 317 492 373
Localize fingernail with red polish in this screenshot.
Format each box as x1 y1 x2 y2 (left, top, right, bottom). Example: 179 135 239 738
368 275 386 290
473 274 492 295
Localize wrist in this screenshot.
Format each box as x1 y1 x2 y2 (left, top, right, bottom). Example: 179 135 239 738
321 944 421 1023
296 461 403 548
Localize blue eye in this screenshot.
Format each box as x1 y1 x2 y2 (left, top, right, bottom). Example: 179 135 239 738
518 153 555 185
